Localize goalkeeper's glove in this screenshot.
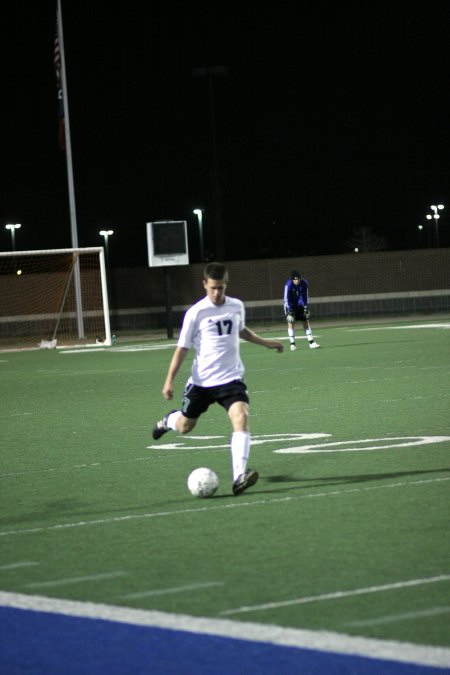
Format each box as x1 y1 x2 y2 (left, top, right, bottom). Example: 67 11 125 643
286 312 295 324
303 305 310 319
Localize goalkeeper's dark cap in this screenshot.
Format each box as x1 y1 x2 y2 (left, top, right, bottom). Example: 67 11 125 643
291 270 301 280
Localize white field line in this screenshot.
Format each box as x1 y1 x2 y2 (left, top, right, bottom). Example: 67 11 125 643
346 606 450 628
59 337 309 355
3 434 449 478
0 561 39 571
350 323 450 331
22 322 450 356
219 575 450 616
118 581 224 600
51 322 450 355
0 476 448 539
0 591 449 668
274 436 450 454
24 571 127 589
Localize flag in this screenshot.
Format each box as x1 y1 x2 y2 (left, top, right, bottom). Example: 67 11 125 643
54 8 65 150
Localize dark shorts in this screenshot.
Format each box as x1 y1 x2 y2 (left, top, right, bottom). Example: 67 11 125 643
180 380 249 419
286 306 308 321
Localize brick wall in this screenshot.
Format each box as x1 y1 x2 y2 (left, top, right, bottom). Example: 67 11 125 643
110 248 449 305
108 248 450 329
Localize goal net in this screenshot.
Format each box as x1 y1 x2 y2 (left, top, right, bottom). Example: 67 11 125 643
0 247 111 350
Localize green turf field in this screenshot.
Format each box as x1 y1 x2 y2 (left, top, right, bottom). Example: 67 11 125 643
1 318 449 650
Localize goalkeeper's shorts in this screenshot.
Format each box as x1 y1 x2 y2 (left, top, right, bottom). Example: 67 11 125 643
285 306 309 321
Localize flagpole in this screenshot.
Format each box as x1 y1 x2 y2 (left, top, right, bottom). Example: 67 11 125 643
56 0 85 339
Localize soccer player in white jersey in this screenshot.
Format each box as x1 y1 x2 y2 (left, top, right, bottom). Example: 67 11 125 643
152 262 284 495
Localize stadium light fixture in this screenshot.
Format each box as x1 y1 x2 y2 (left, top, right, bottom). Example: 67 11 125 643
5 223 21 251
193 209 204 262
426 204 444 247
99 229 114 263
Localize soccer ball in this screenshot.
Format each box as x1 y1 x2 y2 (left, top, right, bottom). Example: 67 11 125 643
187 467 219 498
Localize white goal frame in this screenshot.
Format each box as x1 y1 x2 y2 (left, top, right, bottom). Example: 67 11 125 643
0 247 112 350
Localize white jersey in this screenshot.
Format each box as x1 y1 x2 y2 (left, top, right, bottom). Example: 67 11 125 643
177 295 246 387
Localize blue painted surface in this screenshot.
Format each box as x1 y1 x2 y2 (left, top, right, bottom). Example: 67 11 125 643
1 606 448 675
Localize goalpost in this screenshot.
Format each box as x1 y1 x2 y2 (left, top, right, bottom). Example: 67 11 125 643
0 247 112 350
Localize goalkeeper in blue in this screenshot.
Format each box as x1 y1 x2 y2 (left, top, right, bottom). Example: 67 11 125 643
283 270 320 351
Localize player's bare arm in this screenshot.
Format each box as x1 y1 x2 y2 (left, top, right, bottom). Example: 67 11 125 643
239 327 284 353
162 346 189 399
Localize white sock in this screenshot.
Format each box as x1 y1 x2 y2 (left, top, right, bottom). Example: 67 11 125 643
305 328 313 342
231 431 250 481
288 327 295 345
167 410 182 430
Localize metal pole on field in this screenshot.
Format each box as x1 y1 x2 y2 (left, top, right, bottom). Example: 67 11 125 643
99 230 114 266
193 209 204 262
163 268 174 340
99 229 114 317
57 0 85 338
191 66 228 260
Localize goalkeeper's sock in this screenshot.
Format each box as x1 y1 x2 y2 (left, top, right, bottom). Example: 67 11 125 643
288 326 295 346
305 328 314 344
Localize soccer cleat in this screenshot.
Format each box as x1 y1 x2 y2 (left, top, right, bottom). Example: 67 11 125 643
290 344 297 351
232 468 259 496
152 410 177 440
309 341 320 349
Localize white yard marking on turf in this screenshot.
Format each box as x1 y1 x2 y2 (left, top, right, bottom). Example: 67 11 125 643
60 348 107 354
113 344 175 352
60 343 175 354
149 442 231 450
0 476 448 538
119 581 224 600
346 606 450 627
350 323 450 331
274 435 450 454
219 575 450 616
0 591 449 668
6 412 34 417
25 571 127 588
147 432 331 451
184 435 225 439
0 561 39 570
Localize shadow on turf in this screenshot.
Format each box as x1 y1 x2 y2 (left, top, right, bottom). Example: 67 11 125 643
0 499 91 527
0 498 202 526
264 467 450 490
324 338 421 349
4 468 447 521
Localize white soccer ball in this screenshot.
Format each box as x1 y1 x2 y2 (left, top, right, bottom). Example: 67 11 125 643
187 467 219 498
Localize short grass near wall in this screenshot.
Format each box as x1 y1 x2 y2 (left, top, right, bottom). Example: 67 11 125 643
1 318 449 653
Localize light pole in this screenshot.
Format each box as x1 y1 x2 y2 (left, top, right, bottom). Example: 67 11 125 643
191 66 228 260
193 209 204 261
417 224 425 248
99 229 113 264
5 223 21 251
426 204 444 247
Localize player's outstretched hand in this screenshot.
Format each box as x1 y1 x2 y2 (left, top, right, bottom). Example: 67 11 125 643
268 340 284 353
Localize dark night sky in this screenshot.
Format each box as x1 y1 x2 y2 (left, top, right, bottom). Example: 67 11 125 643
2 0 450 266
